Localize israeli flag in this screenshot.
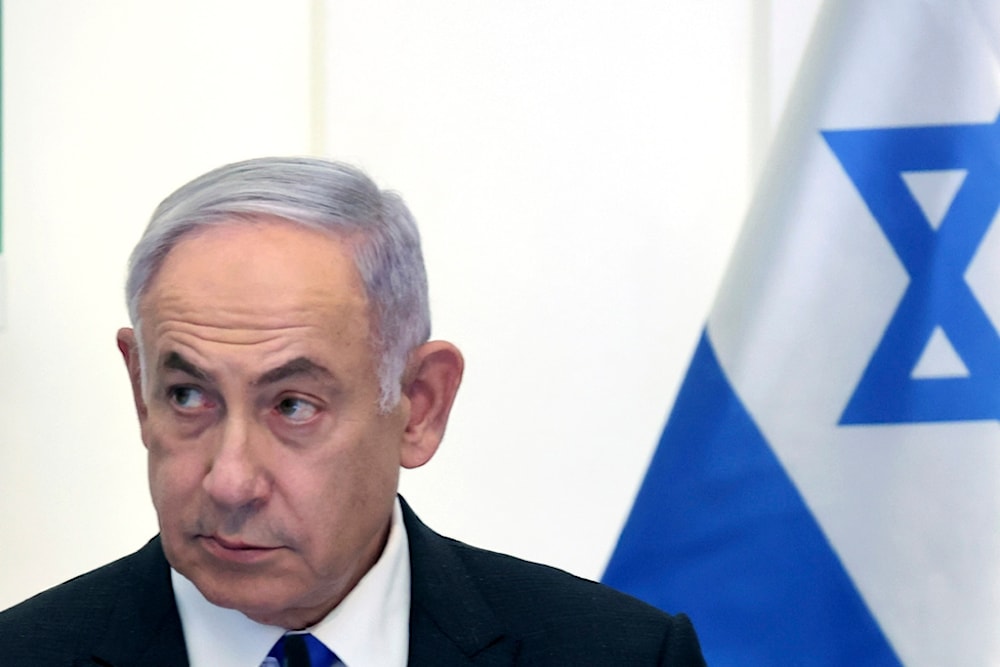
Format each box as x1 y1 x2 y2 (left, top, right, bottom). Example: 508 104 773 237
603 1 1000 665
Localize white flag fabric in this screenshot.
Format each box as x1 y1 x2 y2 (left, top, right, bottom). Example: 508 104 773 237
604 0 1000 664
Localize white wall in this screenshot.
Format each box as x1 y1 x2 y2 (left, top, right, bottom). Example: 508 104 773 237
320 0 754 578
0 1 820 610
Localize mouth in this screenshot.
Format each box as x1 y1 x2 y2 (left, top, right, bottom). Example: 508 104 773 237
199 534 283 564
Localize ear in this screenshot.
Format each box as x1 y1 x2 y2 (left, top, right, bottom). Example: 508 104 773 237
399 341 464 469
117 327 149 425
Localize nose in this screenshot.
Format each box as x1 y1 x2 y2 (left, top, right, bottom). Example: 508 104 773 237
202 415 270 510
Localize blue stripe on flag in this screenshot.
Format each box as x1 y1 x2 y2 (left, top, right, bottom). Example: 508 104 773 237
603 331 901 666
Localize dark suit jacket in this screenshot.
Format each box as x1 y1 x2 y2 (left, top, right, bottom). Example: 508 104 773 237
0 498 705 666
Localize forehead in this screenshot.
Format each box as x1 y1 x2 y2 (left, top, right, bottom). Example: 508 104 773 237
139 219 369 338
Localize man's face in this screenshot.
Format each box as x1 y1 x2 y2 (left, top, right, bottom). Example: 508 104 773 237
122 220 408 628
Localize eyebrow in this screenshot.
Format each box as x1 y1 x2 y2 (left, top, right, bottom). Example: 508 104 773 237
253 357 335 386
162 352 214 382
160 353 334 387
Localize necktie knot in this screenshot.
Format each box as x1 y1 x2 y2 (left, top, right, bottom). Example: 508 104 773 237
265 632 338 667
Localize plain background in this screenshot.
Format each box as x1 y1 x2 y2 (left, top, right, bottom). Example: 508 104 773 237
0 0 821 610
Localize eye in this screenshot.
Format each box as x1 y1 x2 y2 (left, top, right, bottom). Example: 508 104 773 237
168 386 212 410
275 397 319 423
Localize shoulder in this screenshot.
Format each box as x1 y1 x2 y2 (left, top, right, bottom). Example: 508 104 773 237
453 536 703 663
401 499 705 666
0 537 170 661
0 541 149 627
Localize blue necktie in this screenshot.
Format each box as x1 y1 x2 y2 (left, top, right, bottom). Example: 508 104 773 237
266 632 338 667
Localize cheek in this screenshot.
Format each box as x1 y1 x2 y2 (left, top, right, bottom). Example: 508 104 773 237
144 431 205 520
288 449 385 516
292 434 401 538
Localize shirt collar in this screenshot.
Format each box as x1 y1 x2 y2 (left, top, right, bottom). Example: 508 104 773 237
173 497 411 667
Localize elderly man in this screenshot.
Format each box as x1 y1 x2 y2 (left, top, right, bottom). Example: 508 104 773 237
0 157 705 666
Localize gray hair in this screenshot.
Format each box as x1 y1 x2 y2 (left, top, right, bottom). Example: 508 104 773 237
125 156 431 411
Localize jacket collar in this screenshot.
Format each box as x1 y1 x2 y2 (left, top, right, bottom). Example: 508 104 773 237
401 497 517 666
86 536 189 667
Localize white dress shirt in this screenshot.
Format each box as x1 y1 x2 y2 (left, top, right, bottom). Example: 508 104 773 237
172 498 411 667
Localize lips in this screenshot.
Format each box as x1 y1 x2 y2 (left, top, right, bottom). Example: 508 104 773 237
212 535 269 550
200 534 282 564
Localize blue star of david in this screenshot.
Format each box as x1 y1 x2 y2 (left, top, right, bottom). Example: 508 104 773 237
822 114 1000 424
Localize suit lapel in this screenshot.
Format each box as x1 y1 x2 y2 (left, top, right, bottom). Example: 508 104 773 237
86 537 189 667
401 498 518 667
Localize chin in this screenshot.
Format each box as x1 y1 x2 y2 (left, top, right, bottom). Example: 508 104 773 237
194 572 279 619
